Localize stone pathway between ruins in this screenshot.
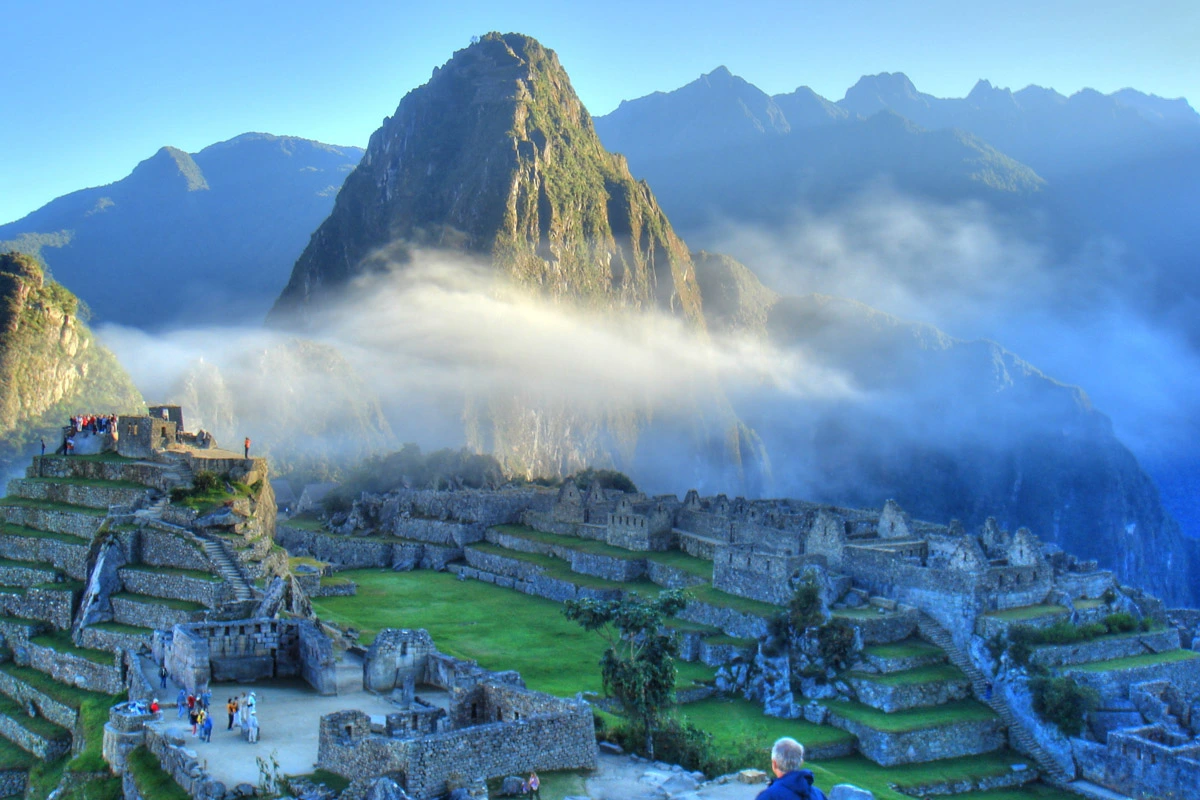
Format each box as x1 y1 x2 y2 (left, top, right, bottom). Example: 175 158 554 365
155 678 400 789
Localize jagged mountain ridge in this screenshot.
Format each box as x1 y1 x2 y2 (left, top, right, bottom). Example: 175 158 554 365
0 133 363 329
270 32 703 326
0 252 144 467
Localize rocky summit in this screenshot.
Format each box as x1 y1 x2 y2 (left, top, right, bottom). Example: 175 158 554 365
270 32 703 326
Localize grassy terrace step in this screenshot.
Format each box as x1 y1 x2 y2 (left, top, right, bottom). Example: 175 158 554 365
0 585 24 597
0 735 34 770
0 498 107 516
127 745 190 800
466 542 660 593
311 569 716 697
808 751 1051 800
29 632 114 665
821 698 998 732
1068 649 1200 672
680 696 854 750
1073 599 1106 611
862 639 946 660
981 604 1070 622
492 524 714 578
282 513 326 532
0 694 71 741
845 663 967 686
120 564 221 582
0 523 88 546
0 663 106 710
21 476 146 490
89 622 155 637
110 592 205 612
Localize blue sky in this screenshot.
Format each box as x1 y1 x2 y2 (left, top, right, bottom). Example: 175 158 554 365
1 0 1196 225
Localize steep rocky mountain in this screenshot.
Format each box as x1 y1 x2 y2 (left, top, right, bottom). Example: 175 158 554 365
270 32 755 489
0 252 144 466
270 33 702 326
0 134 363 329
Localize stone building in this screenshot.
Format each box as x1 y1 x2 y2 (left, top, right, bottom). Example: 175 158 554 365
318 628 597 799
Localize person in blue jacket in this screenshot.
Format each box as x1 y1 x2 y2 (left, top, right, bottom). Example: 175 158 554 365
756 737 828 800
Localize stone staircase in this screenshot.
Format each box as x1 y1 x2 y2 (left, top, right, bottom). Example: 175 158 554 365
198 537 255 602
917 613 1075 784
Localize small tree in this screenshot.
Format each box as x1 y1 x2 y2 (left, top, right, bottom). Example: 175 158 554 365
564 590 688 758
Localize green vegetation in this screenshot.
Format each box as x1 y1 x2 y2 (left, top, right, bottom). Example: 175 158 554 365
1001 613 1160 666
1070 649 1200 672
66 693 126 773
688 583 778 617
982 604 1069 622
788 573 825 629
120 564 220 582
466 541 658 593
127 746 190 800
846 663 966 686
679 696 853 752
863 639 945 660
0 663 105 709
0 522 87 544
288 555 330 571
564 589 689 757
0 694 71 740
492 525 712 578
282 513 325 532
110 592 205 612
311 569 714 696
90 621 154 636
0 497 106 516
169 470 252 515
1030 676 1098 736
805 752 1053 800
564 468 637 494
822 699 997 732
324 443 506 511
30 631 114 665
0 731 35 769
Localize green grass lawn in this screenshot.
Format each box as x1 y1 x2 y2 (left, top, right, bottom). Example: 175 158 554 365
111 592 205 612
821 698 997 732
466 542 662 593
289 555 330 571
65 693 125 773
0 497 106 516
680 696 854 755
845 663 966 686
688 583 780 617
0 733 33 770
281 513 326 532
33 580 84 593
0 584 24 596
1069 648 1200 672
862 639 946 660
982 605 1069 622
120 564 220 582
311 569 715 697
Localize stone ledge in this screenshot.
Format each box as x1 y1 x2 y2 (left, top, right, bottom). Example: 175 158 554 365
825 711 1006 766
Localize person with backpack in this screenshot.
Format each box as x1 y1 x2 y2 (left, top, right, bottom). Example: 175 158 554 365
755 738 828 800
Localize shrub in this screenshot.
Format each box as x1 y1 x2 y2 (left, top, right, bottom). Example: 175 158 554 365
787 575 824 631
1031 675 1099 736
192 471 221 493
816 619 857 671
1101 587 1118 604
570 467 637 494
1103 612 1138 634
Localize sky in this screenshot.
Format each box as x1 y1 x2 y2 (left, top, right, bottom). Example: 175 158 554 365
1 0 1197 225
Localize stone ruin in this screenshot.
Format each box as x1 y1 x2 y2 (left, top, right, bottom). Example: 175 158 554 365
319 628 597 800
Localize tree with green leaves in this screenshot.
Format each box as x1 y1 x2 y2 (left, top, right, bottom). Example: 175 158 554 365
563 589 689 758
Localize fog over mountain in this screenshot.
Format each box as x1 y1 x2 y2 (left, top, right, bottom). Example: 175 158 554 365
595 68 1200 543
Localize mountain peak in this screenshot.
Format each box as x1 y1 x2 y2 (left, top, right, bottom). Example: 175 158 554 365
272 33 704 326
839 72 927 118
129 146 209 192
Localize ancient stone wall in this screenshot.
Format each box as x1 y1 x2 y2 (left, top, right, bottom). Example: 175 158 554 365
318 694 597 800
0 665 79 730
117 568 222 608
675 600 770 639
0 770 25 799
712 546 801 606
1068 655 1200 705
0 710 69 759
142 724 226 800
847 673 971 713
164 618 335 693
116 528 211 573
0 585 77 629
1 504 101 539
31 456 172 490
0 560 56 586
645 561 706 589
8 478 151 509
364 628 438 692
19 640 123 694
1101 725 1200 799
1030 629 1182 668
832 713 1006 765
79 625 147 656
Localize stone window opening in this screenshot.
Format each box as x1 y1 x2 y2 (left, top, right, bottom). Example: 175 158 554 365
401 641 408 657
471 703 478 720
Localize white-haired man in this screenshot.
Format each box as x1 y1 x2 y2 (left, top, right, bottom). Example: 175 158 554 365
755 737 827 800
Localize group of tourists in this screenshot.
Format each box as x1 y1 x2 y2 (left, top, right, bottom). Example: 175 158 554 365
60 413 120 454
153 687 260 744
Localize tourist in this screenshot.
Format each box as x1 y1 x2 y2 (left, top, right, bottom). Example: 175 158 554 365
187 693 196 714
176 689 186 719
246 691 257 718
189 706 199 736
238 692 249 728
149 698 160 714
39 438 45 457
226 697 237 730
159 663 168 689
201 709 214 742
755 737 827 800
528 772 540 800
244 436 251 458
201 687 212 709
246 711 259 743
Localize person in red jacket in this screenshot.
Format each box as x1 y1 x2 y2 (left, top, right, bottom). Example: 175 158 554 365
244 437 251 458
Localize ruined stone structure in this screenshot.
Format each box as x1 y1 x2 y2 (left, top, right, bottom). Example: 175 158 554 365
319 627 597 800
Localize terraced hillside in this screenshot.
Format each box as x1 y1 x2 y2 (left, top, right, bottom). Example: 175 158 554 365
0 447 277 797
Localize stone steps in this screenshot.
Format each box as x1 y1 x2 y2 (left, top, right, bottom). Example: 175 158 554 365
916 613 1075 784
199 539 255 602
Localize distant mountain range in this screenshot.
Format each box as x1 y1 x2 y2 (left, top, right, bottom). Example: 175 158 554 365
0 133 363 329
